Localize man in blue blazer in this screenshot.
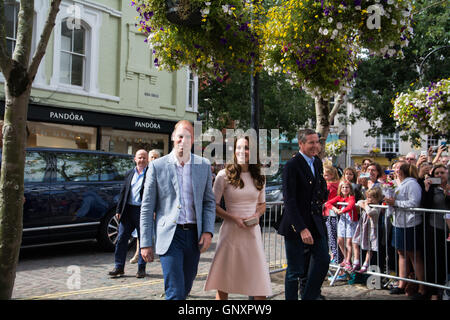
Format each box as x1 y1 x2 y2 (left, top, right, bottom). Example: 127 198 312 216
140 120 216 300
108 149 148 278
277 128 330 300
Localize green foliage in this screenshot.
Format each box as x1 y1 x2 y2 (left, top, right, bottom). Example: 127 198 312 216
349 0 450 144
198 70 314 140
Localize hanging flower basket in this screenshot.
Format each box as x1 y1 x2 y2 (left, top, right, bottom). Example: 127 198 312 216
325 139 346 158
369 147 381 157
133 0 265 81
263 0 414 97
392 78 450 137
165 0 202 26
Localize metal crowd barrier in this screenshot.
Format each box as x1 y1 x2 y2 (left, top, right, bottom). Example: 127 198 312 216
328 202 450 294
261 201 286 274
262 201 450 295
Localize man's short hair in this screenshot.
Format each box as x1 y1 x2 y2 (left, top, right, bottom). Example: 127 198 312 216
297 128 317 143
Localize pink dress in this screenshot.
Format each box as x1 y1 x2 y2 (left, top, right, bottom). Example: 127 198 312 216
204 169 273 296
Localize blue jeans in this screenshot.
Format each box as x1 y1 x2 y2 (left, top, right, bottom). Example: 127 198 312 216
284 233 330 300
114 205 146 269
160 226 200 300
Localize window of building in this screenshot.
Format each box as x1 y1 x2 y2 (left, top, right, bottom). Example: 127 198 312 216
376 133 399 153
186 70 198 112
50 3 102 95
25 121 97 150
59 19 86 87
5 2 19 56
100 128 168 156
427 135 439 150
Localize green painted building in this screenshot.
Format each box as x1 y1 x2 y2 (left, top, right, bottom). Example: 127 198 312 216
0 0 198 155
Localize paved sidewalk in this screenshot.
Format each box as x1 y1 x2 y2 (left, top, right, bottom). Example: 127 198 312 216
12 223 406 300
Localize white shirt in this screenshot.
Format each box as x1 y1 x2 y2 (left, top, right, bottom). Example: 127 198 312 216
172 152 196 224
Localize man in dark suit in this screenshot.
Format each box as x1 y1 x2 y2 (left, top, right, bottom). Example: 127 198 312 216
277 128 330 300
108 149 149 278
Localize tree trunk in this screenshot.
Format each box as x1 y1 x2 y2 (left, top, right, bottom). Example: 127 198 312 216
315 96 330 159
0 0 61 299
0 81 30 299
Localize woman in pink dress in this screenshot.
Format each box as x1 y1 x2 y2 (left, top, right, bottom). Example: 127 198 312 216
204 137 272 300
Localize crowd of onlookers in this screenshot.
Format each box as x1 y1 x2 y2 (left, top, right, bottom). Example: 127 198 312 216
322 144 449 300
207 144 449 300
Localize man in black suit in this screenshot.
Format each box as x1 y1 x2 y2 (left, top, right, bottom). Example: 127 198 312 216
278 129 330 300
108 149 149 278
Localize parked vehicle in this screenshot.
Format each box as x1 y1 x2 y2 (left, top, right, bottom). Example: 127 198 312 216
263 165 283 224
2 148 135 251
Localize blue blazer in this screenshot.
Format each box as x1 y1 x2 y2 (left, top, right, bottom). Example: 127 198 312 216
139 152 216 255
277 153 328 240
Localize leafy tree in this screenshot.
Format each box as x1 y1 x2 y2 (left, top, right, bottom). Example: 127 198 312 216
0 0 62 299
349 0 450 144
198 70 314 141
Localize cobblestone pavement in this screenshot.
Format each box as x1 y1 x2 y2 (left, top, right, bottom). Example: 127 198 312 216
12 223 407 301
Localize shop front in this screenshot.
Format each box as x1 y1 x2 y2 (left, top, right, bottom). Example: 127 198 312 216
0 102 176 156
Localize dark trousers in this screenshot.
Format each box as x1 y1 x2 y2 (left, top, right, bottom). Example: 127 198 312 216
160 226 200 300
284 233 330 300
114 205 146 269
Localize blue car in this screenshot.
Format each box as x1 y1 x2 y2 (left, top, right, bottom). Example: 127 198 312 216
5 148 135 251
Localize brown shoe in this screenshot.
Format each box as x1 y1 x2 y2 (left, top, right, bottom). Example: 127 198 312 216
136 269 146 278
108 267 124 278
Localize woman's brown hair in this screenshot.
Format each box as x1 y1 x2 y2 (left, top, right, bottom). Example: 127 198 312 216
225 137 265 191
342 167 358 184
398 163 419 180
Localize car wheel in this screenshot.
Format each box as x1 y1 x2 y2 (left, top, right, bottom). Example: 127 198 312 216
97 210 118 251
97 210 137 252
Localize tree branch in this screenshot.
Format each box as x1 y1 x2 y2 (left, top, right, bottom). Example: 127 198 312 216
328 92 346 123
28 0 62 80
13 0 34 67
0 1 12 78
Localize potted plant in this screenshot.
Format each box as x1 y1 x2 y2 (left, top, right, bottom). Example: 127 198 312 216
369 147 381 157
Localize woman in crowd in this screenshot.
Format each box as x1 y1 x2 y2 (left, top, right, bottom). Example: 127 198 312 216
361 162 383 196
204 137 272 300
422 164 450 299
384 163 426 299
323 165 341 264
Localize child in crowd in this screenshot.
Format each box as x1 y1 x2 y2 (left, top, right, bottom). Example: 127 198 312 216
353 187 384 273
323 165 341 264
342 167 363 201
325 181 359 272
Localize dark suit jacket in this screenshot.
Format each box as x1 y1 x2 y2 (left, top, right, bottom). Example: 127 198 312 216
277 153 328 240
115 167 147 219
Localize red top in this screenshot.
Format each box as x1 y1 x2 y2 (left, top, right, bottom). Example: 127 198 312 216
323 181 340 217
325 195 358 221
